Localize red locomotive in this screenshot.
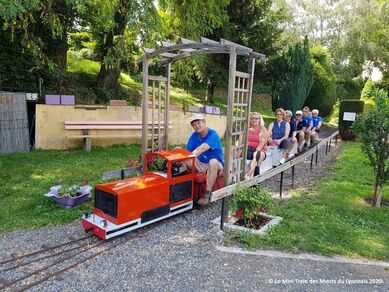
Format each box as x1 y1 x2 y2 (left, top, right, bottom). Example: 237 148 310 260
82 149 224 239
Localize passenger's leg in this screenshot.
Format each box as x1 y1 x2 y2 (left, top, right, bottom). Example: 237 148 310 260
206 159 222 192
247 151 259 177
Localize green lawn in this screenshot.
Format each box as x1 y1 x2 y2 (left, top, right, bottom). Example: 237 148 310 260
236 142 389 260
0 144 140 232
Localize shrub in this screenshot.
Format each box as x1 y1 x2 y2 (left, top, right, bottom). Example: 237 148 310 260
361 79 376 101
336 77 364 100
230 185 273 222
338 99 364 140
304 46 336 116
352 88 389 207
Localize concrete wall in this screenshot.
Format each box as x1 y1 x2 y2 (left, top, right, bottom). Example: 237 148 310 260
35 105 226 150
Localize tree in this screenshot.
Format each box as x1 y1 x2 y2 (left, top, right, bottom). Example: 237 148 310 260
282 0 389 81
0 0 79 91
304 46 336 116
79 0 161 91
270 37 314 113
352 88 389 207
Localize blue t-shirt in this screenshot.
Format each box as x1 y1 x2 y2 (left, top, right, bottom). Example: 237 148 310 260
186 128 224 166
288 120 296 138
302 116 313 129
295 119 308 131
312 116 322 128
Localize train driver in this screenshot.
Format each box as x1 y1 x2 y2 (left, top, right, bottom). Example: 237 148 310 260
185 113 224 206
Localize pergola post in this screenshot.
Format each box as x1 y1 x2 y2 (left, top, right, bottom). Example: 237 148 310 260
224 44 237 187
164 63 171 150
141 55 149 169
221 45 237 227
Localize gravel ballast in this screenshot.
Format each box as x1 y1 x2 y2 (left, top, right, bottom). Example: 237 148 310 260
1 137 388 291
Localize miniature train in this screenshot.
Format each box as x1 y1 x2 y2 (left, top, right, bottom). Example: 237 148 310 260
82 149 224 239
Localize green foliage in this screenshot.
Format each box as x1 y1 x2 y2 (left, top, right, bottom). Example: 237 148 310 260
352 89 389 205
230 185 273 221
338 99 364 140
336 77 365 100
232 142 389 260
304 46 336 117
0 144 141 232
270 37 314 113
360 79 376 101
159 0 229 39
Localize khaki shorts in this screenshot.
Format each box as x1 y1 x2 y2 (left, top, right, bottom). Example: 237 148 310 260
195 158 223 173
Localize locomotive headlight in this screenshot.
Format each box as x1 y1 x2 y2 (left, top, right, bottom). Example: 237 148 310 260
100 220 108 228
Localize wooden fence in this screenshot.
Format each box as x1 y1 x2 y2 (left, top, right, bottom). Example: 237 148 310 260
0 92 30 153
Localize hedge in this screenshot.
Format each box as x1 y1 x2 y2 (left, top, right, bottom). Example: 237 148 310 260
339 99 364 140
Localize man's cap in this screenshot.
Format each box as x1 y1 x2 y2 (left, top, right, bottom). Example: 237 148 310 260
285 110 293 116
190 113 204 123
295 110 303 115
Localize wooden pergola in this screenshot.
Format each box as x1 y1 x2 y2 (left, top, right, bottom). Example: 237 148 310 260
138 37 266 185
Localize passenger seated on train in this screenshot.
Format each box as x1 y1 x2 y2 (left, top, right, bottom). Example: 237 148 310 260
310 109 322 143
284 110 296 159
268 108 290 164
184 113 224 206
238 112 268 179
294 110 308 153
302 106 313 148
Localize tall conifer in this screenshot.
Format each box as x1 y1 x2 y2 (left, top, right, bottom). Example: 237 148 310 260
270 37 314 113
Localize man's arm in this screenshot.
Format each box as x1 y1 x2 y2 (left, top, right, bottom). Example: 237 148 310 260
192 143 210 157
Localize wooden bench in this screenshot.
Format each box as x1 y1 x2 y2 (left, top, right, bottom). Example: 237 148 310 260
65 121 172 151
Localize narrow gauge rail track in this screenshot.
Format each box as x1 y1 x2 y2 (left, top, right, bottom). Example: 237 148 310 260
0 128 339 291
0 226 154 291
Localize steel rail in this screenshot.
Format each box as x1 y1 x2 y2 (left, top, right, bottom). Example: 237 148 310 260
0 238 99 273
0 235 93 265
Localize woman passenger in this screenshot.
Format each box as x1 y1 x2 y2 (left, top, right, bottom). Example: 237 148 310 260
268 108 290 164
245 112 268 178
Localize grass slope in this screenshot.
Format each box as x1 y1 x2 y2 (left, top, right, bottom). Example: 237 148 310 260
66 53 274 116
237 142 389 260
0 145 140 232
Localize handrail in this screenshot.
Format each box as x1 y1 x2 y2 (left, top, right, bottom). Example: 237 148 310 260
211 130 339 202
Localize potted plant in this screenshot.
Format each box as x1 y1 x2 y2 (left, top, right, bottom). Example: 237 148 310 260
44 179 93 208
213 185 282 234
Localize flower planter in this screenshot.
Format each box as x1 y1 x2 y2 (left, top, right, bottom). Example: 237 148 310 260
212 212 283 235
44 185 92 208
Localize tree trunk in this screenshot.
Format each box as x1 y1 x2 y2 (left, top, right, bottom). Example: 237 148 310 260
207 79 215 104
372 174 379 206
97 0 129 90
375 184 383 208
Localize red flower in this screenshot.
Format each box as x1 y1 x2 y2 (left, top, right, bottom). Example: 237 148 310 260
234 209 244 218
84 178 90 185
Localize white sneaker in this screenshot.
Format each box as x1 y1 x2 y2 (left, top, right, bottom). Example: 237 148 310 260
279 158 286 164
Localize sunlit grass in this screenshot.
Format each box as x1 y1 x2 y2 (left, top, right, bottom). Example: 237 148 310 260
0 144 141 232
235 142 389 260
67 53 100 75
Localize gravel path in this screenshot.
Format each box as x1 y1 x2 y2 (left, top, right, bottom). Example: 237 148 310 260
1 131 388 291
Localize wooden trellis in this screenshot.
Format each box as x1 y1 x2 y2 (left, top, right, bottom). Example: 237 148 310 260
138 37 265 184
